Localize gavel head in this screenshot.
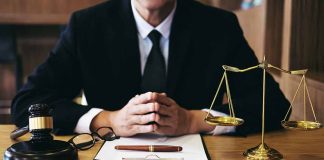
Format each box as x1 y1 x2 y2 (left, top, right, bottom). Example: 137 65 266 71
28 104 54 142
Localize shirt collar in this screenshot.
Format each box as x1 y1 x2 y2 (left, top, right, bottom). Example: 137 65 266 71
131 0 176 39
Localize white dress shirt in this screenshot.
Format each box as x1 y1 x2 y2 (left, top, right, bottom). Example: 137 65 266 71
74 0 235 135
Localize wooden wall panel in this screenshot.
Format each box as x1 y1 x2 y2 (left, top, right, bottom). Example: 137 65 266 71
290 0 324 82
0 26 60 117
15 26 61 81
0 1 104 121
288 0 324 122
200 0 267 61
0 0 104 24
235 4 266 61
0 65 15 100
278 0 324 123
0 64 15 120
264 0 284 70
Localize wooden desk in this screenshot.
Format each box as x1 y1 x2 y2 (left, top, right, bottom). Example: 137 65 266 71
1 125 324 159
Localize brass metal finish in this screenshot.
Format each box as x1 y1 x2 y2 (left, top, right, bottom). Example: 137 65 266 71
149 145 154 152
261 63 266 146
205 56 322 159
204 116 244 126
204 70 244 126
281 71 322 130
29 117 53 130
243 143 283 160
281 120 322 130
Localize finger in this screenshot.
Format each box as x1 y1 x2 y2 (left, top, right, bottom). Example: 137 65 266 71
131 124 155 134
129 92 158 105
155 115 173 126
155 94 174 106
154 125 175 136
160 92 167 96
128 103 159 115
157 104 172 117
131 113 160 125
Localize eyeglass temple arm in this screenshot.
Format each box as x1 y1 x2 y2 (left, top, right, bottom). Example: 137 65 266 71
74 140 95 149
10 125 29 140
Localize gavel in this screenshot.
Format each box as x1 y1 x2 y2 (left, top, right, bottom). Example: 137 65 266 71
4 104 78 160
10 104 53 141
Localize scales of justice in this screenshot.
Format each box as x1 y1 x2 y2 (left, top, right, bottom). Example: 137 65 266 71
204 56 322 159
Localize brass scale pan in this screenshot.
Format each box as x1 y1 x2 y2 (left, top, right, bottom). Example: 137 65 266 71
205 117 322 129
281 120 322 130
205 117 322 130
205 116 244 126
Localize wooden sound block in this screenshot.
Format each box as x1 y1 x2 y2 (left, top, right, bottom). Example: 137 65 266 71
4 140 78 160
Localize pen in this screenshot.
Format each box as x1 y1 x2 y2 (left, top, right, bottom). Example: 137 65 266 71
115 145 183 152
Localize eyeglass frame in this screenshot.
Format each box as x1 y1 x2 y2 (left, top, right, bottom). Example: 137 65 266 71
68 126 120 150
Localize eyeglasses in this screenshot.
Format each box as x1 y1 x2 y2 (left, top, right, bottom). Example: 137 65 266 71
68 127 120 150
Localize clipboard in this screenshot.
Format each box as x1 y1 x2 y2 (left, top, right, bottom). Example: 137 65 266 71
122 154 183 160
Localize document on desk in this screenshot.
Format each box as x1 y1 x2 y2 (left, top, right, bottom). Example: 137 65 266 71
94 134 208 160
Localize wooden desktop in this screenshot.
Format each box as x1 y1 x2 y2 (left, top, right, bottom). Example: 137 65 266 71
1 125 323 160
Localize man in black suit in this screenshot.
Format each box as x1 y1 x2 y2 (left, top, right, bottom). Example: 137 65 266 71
11 0 290 136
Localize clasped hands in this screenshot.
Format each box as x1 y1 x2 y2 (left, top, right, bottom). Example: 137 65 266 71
90 92 214 137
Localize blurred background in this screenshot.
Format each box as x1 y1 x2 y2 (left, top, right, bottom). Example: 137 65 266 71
0 0 323 125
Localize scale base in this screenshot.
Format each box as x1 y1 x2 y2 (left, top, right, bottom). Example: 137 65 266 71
243 143 283 160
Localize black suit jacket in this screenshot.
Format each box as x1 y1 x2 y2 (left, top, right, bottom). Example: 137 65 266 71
11 0 290 135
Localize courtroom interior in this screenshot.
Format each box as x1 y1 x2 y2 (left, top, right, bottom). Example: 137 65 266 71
0 0 323 160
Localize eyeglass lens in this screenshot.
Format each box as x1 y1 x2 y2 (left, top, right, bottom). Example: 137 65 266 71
96 127 119 141
71 127 119 150
72 134 94 150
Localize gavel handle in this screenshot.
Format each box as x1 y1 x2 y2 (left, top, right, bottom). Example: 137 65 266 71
10 126 29 140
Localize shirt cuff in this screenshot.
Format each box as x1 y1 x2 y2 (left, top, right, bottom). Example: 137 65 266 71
202 109 236 135
74 108 103 133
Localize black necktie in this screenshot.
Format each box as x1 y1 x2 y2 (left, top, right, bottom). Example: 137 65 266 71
141 30 166 93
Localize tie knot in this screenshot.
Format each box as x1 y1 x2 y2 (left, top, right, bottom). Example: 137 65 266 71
148 30 162 45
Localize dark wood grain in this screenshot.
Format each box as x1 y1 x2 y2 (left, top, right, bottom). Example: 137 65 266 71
290 0 324 80
264 0 284 75
0 0 104 24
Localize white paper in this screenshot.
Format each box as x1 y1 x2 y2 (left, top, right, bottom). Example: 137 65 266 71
94 134 208 160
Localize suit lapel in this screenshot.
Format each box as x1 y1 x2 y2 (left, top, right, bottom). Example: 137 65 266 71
167 1 193 97
110 0 141 94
